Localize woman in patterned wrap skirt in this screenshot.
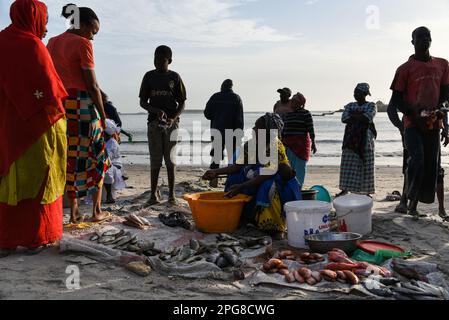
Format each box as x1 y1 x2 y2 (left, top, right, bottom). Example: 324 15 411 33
48 4 111 223
338 83 377 197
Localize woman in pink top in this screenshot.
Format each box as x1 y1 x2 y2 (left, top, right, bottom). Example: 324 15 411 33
48 4 110 224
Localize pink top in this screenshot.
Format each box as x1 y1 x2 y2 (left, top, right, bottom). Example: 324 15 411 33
47 32 95 91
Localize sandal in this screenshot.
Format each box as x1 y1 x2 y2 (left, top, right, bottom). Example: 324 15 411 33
90 212 113 223
69 214 87 225
159 212 193 230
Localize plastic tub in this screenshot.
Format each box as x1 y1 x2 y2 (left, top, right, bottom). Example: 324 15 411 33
284 201 332 249
301 190 318 201
310 185 332 203
333 194 373 235
183 192 252 233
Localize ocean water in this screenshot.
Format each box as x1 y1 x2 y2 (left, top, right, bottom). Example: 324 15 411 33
117 112 449 167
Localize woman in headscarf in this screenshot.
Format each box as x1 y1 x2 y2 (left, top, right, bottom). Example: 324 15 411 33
47 3 110 223
0 0 68 257
203 113 301 238
281 93 317 186
337 83 377 197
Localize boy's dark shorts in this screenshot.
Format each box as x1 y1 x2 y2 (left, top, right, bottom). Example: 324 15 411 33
147 120 179 170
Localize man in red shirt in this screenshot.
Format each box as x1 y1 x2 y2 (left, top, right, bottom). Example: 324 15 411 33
389 26 449 220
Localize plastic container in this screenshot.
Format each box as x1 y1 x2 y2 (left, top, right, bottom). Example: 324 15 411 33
284 201 332 249
183 192 252 233
301 190 318 201
310 185 332 203
333 194 373 235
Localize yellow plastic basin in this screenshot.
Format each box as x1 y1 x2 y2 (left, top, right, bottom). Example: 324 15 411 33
183 192 252 233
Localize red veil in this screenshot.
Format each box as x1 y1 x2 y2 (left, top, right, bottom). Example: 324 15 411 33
0 0 67 176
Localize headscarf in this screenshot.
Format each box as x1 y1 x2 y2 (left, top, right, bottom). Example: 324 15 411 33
0 0 68 176
262 112 284 137
292 93 306 109
355 83 371 96
10 0 47 38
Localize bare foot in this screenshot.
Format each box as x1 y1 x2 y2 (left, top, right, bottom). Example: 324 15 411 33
91 211 113 223
438 208 449 222
146 192 161 206
395 203 408 214
69 214 85 224
168 197 179 206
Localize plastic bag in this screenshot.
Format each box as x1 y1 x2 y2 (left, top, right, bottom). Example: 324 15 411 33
352 249 412 265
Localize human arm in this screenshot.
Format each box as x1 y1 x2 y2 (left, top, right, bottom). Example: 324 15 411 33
235 96 244 130
202 164 244 181
204 96 214 121
139 98 167 119
387 96 404 133
305 111 317 154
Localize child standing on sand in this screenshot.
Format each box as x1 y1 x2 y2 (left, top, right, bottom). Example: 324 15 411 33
139 45 187 205
104 119 126 204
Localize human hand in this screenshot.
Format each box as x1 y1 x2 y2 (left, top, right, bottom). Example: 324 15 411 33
442 130 449 147
224 184 243 198
157 110 167 121
202 170 218 181
311 143 317 155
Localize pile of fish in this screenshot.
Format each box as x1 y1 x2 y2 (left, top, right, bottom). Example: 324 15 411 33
89 228 141 252
363 277 448 300
122 214 151 230
262 248 393 287
148 233 272 269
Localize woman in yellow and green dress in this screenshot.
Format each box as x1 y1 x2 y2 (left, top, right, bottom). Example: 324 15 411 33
203 113 301 238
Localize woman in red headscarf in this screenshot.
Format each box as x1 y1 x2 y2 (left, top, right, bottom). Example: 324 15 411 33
0 0 68 257
281 93 317 187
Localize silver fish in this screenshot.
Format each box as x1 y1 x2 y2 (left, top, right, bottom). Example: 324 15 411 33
139 241 155 252
102 229 121 237
185 256 204 264
98 236 116 244
127 245 141 252
114 236 133 247
190 239 200 251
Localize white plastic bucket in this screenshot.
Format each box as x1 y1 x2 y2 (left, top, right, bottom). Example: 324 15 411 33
333 194 373 235
285 201 332 249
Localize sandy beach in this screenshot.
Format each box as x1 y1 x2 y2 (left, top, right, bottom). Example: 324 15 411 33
1 164 448 300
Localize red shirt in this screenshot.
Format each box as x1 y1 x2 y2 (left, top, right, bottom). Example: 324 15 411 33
391 56 449 128
47 32 95 91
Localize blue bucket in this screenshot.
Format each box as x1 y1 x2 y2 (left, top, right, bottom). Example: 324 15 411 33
310 185 332 203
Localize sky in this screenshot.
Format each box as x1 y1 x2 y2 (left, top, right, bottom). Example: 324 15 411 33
2 0 449 112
